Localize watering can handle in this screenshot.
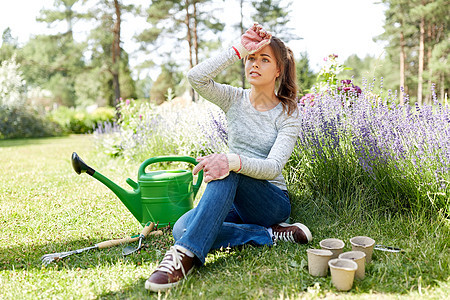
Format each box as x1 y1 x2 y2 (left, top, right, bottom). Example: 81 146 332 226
138 156 203 197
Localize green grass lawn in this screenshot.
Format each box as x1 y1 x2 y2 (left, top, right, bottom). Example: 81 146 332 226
0 135 448 299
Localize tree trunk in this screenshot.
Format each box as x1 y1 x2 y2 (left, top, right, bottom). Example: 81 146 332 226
185 1 193 69
417 15 425 106
193 1 198 66
185 0 195 102
399 30 406 106
240 0 245 89
112 0 121 108
192 0 198 101
64 2 74 40
426 23 433 104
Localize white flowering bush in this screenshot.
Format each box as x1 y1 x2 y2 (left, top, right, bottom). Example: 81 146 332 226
0 55 26 109
94 98 228 162
0 56 63 139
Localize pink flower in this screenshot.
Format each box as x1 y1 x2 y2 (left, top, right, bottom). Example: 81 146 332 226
299 93 317 106
341 79 352 85
328 54 338 60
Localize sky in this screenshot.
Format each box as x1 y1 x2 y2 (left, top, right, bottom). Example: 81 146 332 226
0 0 387 78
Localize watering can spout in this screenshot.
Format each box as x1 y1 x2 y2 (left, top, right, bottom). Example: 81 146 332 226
72 152 95 175
71 152 143 222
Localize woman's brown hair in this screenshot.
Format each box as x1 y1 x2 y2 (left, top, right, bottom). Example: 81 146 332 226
270 36 299 116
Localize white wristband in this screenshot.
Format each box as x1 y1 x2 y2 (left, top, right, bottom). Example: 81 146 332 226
232 44 249 60
226 153 242 172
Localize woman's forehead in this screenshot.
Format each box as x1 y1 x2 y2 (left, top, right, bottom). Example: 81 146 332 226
251 45 275 57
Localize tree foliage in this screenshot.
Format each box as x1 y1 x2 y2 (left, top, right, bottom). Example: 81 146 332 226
37 0 87 40
377 0 448 104
138 0 224 68
19 34 84 107
5 0 446 113
83 0 137 107
251 0 298 42
341 54 398 95
0 28 18 62
150 64 183 105
296 52 316 96
137 0 224 102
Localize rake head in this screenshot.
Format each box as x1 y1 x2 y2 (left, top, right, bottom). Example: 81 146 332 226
41 246 97 265
41 251 73 265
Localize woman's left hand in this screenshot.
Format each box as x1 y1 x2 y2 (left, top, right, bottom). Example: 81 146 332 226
193 153 230 183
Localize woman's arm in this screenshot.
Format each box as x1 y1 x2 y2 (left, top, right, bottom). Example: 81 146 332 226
187 48 241 113
187 24 271 112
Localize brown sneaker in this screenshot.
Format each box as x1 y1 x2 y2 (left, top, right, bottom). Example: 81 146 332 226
145 246 195 292
271 222 312 244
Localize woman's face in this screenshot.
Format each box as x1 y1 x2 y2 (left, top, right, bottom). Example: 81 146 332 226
245 45 280 88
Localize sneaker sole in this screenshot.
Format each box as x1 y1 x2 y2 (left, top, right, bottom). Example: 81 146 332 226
279 222 313 243
145 268 194 292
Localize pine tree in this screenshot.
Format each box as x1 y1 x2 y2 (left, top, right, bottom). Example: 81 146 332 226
251 0 298 42
84 0 137 107
296 52 316 97
137 0 224 102
377 0 448 105
37 0 86 41
0 28 18 62
376 0 417 105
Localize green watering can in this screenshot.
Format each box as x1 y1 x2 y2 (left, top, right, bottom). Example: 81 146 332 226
71 152 203 227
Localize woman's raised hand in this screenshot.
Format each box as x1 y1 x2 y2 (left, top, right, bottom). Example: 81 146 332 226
233 23 272 59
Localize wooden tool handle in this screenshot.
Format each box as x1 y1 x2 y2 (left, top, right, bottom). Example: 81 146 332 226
141 222 155 237
97 236 139 249
149 230 163 236
97 222 155 249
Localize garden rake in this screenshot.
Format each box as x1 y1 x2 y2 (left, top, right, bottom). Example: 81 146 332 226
41 222 155 265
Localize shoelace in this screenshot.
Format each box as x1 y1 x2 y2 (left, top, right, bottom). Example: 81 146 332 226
274 231 296 243
155 246 187 276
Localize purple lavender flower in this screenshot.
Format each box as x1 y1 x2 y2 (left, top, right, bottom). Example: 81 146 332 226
294 81 449 213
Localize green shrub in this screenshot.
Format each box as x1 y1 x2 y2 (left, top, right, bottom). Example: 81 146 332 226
0 106 63 139
49 106 115 134
0 56 64 140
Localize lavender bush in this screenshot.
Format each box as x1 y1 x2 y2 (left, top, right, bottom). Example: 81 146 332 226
94 98 228 162
289 82 449 215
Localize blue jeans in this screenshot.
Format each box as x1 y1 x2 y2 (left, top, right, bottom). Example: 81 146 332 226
173 172 291 264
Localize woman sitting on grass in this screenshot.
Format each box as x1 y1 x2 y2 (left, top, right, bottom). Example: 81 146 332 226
145 23 312 292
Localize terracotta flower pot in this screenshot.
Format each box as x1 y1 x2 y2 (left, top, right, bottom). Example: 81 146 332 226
328 258 358 291
319 238 345 258
306 249 333 277
350 236 375 263
339 251 366 280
